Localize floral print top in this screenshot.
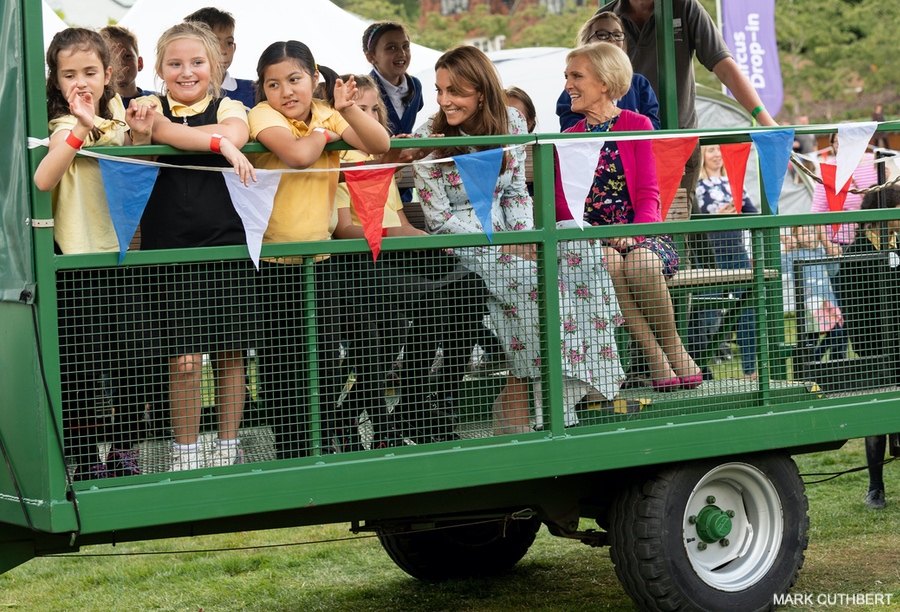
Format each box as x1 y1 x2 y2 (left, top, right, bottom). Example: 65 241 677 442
584 141 636 227
413 108 534 235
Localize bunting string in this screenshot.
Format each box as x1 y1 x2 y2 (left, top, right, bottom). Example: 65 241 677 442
28 121 900 262
790 151 900 195
27 137 527 175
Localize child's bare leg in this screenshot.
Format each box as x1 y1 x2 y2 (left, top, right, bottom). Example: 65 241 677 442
170 353 203 444
214 350 245 441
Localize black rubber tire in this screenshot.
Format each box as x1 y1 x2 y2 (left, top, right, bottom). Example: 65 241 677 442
377 516 540 581
608 453 809 612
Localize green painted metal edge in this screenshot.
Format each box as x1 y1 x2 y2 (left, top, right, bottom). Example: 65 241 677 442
67 397 899 535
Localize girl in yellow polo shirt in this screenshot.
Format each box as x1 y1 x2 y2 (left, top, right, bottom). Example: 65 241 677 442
249 40 389 457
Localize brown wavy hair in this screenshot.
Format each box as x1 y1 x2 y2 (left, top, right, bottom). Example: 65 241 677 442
45 28 117 140
430 45 509 172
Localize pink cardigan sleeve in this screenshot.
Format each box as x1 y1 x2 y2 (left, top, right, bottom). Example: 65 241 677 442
554 113 659 223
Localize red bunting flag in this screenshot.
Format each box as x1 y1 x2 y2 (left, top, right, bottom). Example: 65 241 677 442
820 163 851 240
652 137 700 220
344 166 395 261
719 143 752 213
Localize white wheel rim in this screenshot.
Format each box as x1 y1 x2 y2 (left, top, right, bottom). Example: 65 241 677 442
681 462 784 592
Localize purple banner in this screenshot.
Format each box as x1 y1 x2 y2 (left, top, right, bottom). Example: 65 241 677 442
721 0 783 118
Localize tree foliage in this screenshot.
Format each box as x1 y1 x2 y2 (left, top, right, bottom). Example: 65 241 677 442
337 0 900 121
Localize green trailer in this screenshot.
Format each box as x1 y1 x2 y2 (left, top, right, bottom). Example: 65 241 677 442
3 1 900 610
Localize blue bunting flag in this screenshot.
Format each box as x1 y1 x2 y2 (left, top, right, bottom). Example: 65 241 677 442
98 158 158 263
452 148 503 242
750 129 794 215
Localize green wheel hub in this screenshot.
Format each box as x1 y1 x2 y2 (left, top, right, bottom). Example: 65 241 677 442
695 505 733 543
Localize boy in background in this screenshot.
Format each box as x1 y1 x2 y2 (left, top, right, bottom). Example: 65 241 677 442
99 25 154 107
183 7 256 109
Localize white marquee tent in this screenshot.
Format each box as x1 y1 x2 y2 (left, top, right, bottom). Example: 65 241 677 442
42 1 68 47
117 0 442 93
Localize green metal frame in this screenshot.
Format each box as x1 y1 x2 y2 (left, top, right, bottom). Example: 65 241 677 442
4 0 900 577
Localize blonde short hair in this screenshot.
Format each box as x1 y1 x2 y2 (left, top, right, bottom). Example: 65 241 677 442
566 43 632 101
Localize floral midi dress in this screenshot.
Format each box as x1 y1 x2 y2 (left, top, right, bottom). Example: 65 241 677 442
414 108 625 399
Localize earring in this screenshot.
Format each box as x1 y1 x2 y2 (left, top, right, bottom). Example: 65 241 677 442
478 100 483 109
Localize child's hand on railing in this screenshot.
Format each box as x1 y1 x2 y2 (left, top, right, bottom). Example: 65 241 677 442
219 137 257 186
125 99 155 145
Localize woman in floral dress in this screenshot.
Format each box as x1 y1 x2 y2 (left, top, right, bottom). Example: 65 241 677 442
414 45 624 433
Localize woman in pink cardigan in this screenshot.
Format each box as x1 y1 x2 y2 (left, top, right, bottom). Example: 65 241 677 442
555 43 701 392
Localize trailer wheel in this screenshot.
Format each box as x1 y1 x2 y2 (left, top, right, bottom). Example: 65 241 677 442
377 515 540 581
609 454 808 612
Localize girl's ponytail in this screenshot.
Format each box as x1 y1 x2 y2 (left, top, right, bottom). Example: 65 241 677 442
316 64 340 108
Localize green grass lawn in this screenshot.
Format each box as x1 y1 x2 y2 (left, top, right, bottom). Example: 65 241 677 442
1 439 897 611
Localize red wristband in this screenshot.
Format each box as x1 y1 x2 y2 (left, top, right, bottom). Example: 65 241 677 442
382 228 389 237
65 131 84 150
313 127 329 144
210 133 223 153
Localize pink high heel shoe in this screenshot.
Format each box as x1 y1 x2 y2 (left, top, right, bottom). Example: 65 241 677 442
651 377 682 392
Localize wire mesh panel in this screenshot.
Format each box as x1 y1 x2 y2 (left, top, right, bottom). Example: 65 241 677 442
56 248 546 479
61 218 881 479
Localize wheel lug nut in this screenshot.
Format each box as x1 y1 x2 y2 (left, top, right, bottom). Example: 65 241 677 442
706 496 716 504
726 510 735 518
688 515 697 524
698 542 707 551
720 538 730 547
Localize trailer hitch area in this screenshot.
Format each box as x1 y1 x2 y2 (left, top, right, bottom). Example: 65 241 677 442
544 512 608 548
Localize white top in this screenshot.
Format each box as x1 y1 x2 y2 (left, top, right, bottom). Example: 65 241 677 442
374 67 409 120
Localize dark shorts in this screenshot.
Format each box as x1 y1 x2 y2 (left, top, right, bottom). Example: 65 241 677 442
611 235 680 279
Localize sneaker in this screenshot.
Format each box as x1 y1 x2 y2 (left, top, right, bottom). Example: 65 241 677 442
207 442 244 468
865 489 886 510
106 447 140 478
170 444 203 472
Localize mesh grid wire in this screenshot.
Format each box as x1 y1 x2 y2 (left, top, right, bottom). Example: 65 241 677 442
788 223 900 393
58 221 895 479
55 249 546 478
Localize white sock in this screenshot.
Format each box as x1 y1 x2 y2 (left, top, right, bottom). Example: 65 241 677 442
533 379 544 430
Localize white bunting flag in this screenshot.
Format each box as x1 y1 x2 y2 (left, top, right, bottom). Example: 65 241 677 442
554 140 607 229
835 122 877 190
222 170 281 269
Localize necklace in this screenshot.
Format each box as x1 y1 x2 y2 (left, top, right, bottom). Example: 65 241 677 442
587 119 612 132
585 108 621 132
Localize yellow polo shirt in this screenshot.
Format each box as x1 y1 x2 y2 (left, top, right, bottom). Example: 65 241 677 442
138 93 248 125
50 94 127 254
248 99 350 244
